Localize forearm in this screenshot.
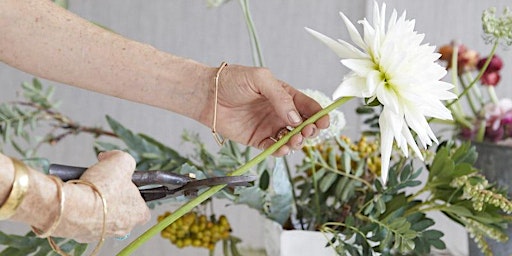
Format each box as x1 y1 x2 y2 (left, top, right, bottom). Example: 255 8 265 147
0 0 215 124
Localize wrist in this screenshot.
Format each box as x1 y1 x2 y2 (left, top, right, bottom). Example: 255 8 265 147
196 62 228 129
0 155 15 204
50 180 105 241
9 164 61 232
159 57 217 124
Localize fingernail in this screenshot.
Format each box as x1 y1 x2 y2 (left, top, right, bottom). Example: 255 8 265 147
296 136 303 147
288 111 302 124
309 127 316 137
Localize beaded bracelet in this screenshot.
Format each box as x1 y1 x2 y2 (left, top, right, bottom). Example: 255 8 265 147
0 158 30 220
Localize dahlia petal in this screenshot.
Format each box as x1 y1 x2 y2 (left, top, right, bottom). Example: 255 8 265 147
339 12 366 49
337 39 368 58
305 27 362 59
379 115 394 183
341 59 374 76
376 83 400 115
402 124 424 160
366 70 382 95
332 74 368 99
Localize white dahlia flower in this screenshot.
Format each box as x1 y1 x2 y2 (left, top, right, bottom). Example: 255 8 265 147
306 2 457 183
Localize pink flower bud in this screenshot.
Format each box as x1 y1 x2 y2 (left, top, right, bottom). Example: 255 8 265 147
477 55 503 73
480 71 501 86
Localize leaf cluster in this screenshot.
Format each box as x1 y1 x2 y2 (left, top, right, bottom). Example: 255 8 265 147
0 231 86 256
0 79 59 159
290 134 445 255
425 141 512 256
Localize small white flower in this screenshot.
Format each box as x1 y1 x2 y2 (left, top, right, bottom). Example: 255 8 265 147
306 2 457 183
301 89 346 146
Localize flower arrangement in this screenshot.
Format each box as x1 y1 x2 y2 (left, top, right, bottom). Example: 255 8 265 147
1 1 512 256
437 7 512 146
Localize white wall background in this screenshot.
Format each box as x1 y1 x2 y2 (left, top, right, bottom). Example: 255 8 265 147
1 1 511 255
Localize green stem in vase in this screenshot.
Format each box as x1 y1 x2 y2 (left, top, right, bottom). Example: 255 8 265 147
238 0 265 67
487 86 499 105
117 96 354 255
458 75 479 116
307 146 322 227
448 42 465 115
450 40 499 107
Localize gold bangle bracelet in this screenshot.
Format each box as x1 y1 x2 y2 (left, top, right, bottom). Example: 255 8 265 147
212 61 228 146
0 158 30 220
48 179 107 256
31 175 65 238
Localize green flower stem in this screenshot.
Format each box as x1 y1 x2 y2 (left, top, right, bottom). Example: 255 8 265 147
117 96 353 255
487 86 499 105
445 45 473 129
458 75 479 116
453 41 499 106
448 42 465 116
283 155 305 230
475 119 487 142
307 147 322 227
463 72 485 106
238 0 265 67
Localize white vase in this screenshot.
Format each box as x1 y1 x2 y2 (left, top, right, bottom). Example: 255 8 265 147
264 219 337 256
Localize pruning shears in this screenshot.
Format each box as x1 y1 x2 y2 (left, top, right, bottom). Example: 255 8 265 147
49 164 256 202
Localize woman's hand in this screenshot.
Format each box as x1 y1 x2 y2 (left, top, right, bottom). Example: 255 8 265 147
201 64 330 156
51 150 150 242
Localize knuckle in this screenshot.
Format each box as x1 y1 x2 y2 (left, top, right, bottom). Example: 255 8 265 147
111 150 136 170
253 67 272 79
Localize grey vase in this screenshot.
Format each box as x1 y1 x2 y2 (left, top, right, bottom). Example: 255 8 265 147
468 141 512 256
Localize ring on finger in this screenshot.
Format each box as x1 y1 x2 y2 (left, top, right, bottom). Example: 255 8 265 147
275 126 293 140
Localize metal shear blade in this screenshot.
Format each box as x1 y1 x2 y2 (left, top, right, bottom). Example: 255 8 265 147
139 175 257 201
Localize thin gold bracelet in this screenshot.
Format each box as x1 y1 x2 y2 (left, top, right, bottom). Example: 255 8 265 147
212 61 228 146
31 175 65 238
0 158 30 220
48 180 107 256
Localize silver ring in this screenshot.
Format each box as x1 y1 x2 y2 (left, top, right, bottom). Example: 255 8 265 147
269 137 278 143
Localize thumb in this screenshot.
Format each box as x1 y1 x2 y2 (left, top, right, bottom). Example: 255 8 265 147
259 80 303 126
87 150 136 179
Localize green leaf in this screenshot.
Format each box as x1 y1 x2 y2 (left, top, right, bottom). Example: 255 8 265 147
3 122 11 143
94 141 121 152
312 167 326 181
335 176 349 201
259 169 270 190
443 204 473 217
452 141 477 165
411 219 435 231
319 171 338 193
399 165 411 181
429 147 455 182
104 115 188 171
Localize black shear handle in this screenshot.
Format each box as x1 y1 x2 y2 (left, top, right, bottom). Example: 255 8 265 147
48 164 191 187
